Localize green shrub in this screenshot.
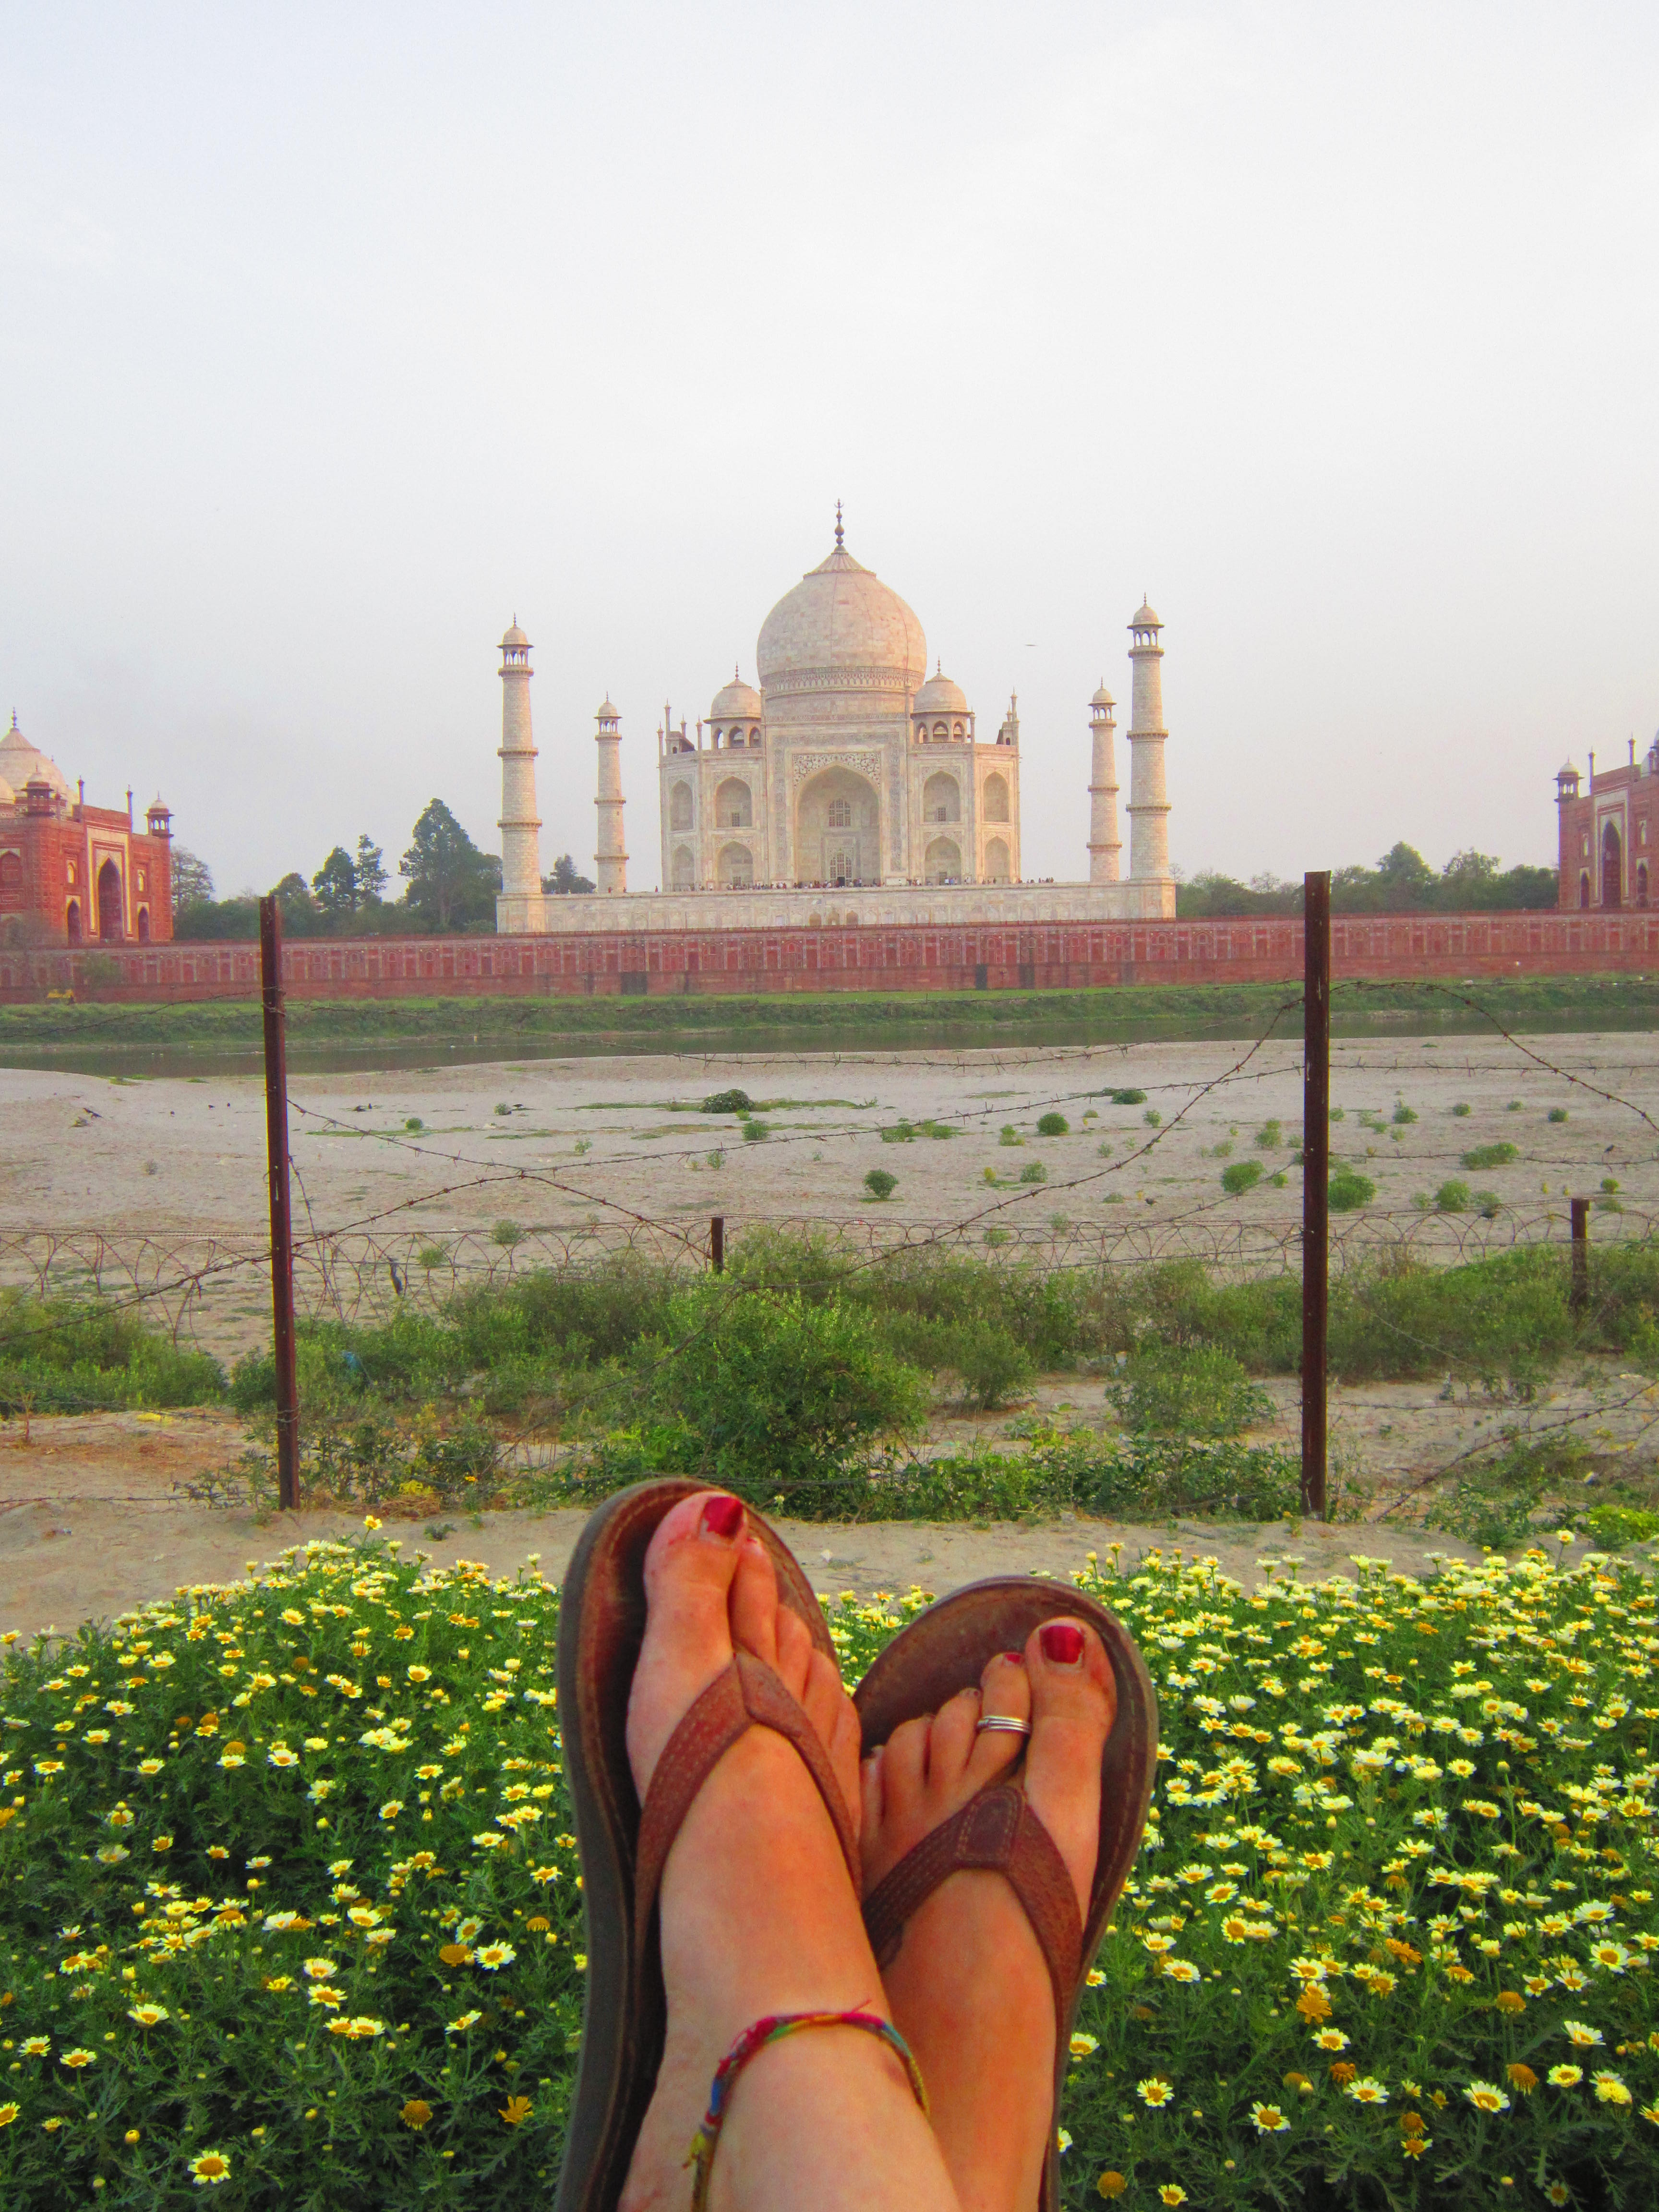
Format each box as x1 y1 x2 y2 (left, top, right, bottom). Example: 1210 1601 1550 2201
1018 1161 1048 1184
741 1118 771 1142
1096 1142 1113 1158
1392 1102 1417 1124
404 1116 423 1132
1143 1108 1162 1127
1268 1170 1287 1188
702 1087 753 1113
1585 1502 1659 1547
1326 1169 1375 1211
863 1167 898 1201
1548 1106 1569 1123
1506 1098 1524 1111
944 1321 1037 1410
880 1120 915 1143
1328 1106 1345 1121
493 1101 511 1117
1603 1176 1622 1193
1110 1343 1272 1439
1221 1159 1262 1196
0 1290 225 1415
998 1125 1023 1146
1106 1086 1146 1105
490 1218 524 1248
1452 1100 1471 1116
1036 1111 1070 1136
1462 1141 1519 1170
1253 1119 1281 1149
1433 1178 1472 1213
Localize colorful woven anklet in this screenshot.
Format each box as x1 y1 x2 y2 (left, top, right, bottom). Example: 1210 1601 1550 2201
686 2007 928 2210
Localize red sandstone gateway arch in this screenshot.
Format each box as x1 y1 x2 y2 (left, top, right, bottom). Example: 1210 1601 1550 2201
1602 820 1623 909
96 858 124 941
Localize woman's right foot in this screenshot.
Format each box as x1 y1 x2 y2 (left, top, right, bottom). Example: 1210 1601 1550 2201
619 1493 953 2212
860 1619 1116 2212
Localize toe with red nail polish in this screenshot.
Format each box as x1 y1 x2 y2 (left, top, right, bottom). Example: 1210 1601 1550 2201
700 1493 745 1541
1039 1621 1085 1667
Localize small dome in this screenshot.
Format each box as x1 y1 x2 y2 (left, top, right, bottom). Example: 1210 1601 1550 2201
913 664 968 715
0 715 71 802
1558 759 1580 778
1130 600 1162 631
501 623 529 649
596 697 620 722
1091 682 1116 708
710 671 763 722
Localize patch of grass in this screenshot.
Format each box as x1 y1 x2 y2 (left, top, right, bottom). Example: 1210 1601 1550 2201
0 1290 224 1415
1433 1178 1472 1214
741 1119 771 1142
1221 1160 1262 1196
1327 1170 1375 1211
1392 1102 1418 1124
4 1543 1653 2206
1017 1161 1048 1185
1452 1100 1471 1116
1462 1142 1520 1170
1253 1119 1281 1149
1548 1106 1569 1123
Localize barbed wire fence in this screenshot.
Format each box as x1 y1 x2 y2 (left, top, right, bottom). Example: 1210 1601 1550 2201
0 950 1658 1529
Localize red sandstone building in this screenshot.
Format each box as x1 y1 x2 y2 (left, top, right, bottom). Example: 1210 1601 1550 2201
1556 737 1659 910
0 715 172 945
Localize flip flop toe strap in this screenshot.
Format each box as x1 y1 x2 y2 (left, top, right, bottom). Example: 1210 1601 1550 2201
862 1782 1082 2036
634 1650 860 1964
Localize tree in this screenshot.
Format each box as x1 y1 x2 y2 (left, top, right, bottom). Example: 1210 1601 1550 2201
271 871 320 936
354 835 388 903
312 846 359 917
1374 842 1436 910
399 800 500 932
170 846 214 915
543 853 595 895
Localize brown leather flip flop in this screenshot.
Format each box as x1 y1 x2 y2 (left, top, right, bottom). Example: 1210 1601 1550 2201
553 1479 859 2212
854 1576 1158 2212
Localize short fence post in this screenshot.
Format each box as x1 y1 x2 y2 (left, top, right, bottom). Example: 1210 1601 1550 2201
1570 1196 1590 1316
1301 871 1331 1521
260 895 301 1510
710 1215 724 1275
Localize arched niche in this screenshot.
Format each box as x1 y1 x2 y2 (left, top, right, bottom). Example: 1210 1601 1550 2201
671 845 696 890
669 781 694 831
714 777 753 830
796 767 878 886
984 836 1010 883
717 841 753 888
97 858 123 942
922 771 960 825
924 836 962 884
982 772 1010 824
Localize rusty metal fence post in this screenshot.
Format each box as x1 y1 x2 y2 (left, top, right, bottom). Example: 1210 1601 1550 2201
260 896 301 1510
1301 871 1331 1520
1570 1196 1590 1316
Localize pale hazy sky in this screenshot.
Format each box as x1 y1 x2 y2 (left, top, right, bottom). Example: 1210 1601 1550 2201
3 3 1657 897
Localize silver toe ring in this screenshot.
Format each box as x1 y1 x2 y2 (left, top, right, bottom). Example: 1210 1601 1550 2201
974 1714 1033 1736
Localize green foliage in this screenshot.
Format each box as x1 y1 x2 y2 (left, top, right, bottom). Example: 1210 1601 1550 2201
701 1089 753 1114
0 1290 224 1414
1434 1178 1472 1213
1392 1102 1417 1124
941 1322 1037 1411
1017 1161 1047 1184
1107 1088 1147 1105
1036 1112 1070 1137
542 853 595 895
1254 1119 1281 1149
1585 1502 1659 1548
311 844 360 917
1422 1433 1588 1547
1327 1170 1375 1211
1110 1344 1272 1439
1452 1100 1472 1116
1548 1106 1569 1123
1462 1142 1520 1170
863 1168 898 1202
1221 1160 1262 1196
999 1125 1024 1146
490 1219 524 1248
741 1119 771 1142
1143 1109 1162 1127
398 799 501 932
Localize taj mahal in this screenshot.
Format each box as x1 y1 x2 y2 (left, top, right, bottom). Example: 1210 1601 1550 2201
495 516 1177 934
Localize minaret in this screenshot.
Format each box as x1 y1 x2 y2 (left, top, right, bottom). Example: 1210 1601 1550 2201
1126 601 1171 881
497 620 542 898
595 698 627 894
1087 683 1120 881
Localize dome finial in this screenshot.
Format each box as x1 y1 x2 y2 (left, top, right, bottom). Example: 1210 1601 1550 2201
834 499 844 550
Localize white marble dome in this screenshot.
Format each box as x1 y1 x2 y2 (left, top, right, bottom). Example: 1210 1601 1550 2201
757 543 926 696
913 665 968 715
709 672 763 722
0 716 70 802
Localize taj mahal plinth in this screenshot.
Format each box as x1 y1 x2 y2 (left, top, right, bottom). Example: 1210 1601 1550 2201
495 520 1176 935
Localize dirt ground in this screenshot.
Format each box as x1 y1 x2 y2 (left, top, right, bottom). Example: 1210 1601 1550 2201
0 1031 1653 1643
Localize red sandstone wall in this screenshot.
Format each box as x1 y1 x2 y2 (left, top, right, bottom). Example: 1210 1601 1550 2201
0 909 1653 1006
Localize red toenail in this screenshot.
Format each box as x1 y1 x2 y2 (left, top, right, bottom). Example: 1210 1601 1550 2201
1040 1622 1085 1666
999 1652 1023 1666
700 1494 744 1540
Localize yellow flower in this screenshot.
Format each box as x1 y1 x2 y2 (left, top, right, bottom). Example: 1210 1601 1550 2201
1548 2066 1583 2088
60 2049 96 2068
475 1941 516 1971
1137 2078 1174 2107
499 2095 533 2126
1592 2071 1632 2106
1157 2189 1187 2208
1250 2102 1290 2132
1563 2019 1603 2047
302 1958 338 1980
127 2004 168 2028
188 2151 231 2186
447 2010 482 2032
1296 1988 1333 2023
400 2099 432 2129
1346 2078 1388 2105
1494 1991 1526 2015
1464 2081 1511 2114
21 2039 50 2057
1506 2064 1538 2095
1312 2030 1349 2051
1097 2174 1127 2200
326 2016 385 2040
1070 2033 1098 2059
0 2104 17 2128
439 1944 473 1967
1401 2134 1431 2159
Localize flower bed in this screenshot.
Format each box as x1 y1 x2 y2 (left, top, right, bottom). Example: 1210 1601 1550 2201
0 1535 1654 2205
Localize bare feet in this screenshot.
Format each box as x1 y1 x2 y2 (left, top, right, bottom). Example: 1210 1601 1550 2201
861 1618 1117 2212
620 1493 951 2212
